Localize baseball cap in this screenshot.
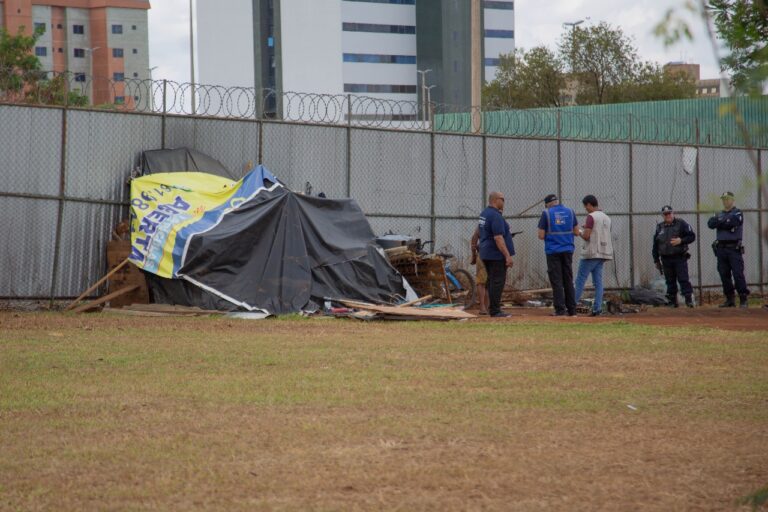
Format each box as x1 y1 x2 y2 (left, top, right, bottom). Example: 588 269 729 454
720 191 735 199
661 205 673 213
543 194 558 204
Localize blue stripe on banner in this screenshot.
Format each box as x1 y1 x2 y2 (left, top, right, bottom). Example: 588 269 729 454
170 165 279 275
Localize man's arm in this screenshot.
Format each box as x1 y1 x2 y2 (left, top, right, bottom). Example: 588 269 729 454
707 214 720 229
679 222 696 245
537 211 547 240
470 227 480 264
652 229 660 264
537 229 546 240
494 234 513 267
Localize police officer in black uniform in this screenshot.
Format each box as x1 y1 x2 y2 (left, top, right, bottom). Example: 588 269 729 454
653 205 696 308
707 191 749 308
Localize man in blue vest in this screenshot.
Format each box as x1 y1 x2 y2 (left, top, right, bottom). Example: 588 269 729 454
479 191 515 318
708 191 749 307
538 194 579 316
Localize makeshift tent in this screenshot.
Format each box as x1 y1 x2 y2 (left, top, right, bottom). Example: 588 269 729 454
130 164 407 314
141 147 236 179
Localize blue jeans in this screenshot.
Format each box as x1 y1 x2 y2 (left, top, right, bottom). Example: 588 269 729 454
575 258 605 313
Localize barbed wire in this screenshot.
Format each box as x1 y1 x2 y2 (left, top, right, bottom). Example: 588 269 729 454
0 65 764 147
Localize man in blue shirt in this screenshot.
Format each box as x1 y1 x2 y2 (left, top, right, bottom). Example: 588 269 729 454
479 191 515 318
708 191 749 307
537 194 579 316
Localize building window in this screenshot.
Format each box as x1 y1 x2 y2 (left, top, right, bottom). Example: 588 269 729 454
344 0 415 3
483 0 514 9
73 24 84 35
113 72 125 82
73 48 85 58
35 47 48 57
74 73 86 82
343 53 416 64
453 60 458 72
133 72 139 78
134 95 139 101
342 22 416 34
132 25 137 30
113 48 124 58
343 84 417 94
112 24 123 34
484 58 501 66
484 29 514 38
132 48 138 54
34 22 46 34
115 96 125 104
58 47 63 53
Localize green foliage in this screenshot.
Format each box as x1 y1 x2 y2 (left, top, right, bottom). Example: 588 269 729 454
738 484 768 510
708 0 768 96
483 22 697 109
0 26 42 98
482 47 565 109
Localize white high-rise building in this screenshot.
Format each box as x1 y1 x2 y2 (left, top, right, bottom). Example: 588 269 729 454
196 0 515 118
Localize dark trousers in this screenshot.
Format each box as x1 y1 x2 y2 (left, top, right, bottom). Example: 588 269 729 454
483 259 507 316
546 252 576 314
661 256 693 303
716 246 749 297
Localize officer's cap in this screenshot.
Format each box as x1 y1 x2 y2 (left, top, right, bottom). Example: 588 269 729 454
543 194 558 204
661 205 673 213
720 191 735 199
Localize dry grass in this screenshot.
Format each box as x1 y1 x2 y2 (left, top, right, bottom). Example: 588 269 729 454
1 312 766 511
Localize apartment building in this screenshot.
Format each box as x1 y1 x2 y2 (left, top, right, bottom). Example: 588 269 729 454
196 0 516 118
0 0 151 106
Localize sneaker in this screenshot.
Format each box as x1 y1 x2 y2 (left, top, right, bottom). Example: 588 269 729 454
685 302 694 308
550 311 566 317
567 311 577 317
590 311 603 317
491 312 511 318
739 296 749 309
719 298 736 308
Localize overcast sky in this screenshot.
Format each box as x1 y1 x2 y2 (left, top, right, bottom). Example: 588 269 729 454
148 0 723 86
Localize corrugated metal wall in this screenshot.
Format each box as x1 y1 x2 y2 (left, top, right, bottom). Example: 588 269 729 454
436 97 768 148
0 103 766 301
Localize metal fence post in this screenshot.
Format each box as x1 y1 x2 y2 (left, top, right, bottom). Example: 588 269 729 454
694 118 704 304
430 119 436 243
346 94 352 198
628 113 635 288
161 79 167 149
556 110 562 199
482 134 487 210
758 148 764 295
49 106 68 305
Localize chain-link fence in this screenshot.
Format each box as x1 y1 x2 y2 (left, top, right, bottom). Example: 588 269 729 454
1 95 766 301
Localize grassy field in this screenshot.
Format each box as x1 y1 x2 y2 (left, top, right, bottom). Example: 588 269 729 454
1 312 767 510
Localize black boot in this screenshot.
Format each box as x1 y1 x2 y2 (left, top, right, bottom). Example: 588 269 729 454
739 295 748 308
719 296 736 308
684 296 694 308
666 295 678 308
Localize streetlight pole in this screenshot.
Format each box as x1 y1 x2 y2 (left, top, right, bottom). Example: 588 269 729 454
562 18 589 73
425 84 436 127
417 68 431 124
147 66 158 112
84 46 100 103
189 0 196 114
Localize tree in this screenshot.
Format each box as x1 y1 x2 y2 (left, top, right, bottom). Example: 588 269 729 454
607 62 697 103
482 46 566 109
559 22 638 104
708 0 768 95
0 26 88 106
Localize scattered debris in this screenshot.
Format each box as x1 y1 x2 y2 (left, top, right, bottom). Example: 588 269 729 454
334 299 476 321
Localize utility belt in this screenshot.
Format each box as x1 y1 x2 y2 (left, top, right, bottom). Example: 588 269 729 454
712 240 744 255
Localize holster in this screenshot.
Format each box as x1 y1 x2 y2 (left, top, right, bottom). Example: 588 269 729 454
711 240 718 256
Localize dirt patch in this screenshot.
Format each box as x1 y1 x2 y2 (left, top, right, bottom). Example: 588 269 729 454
471 305 768 331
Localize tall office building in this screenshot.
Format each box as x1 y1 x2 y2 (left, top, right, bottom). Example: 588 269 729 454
196 0 515 119
0 0 151 106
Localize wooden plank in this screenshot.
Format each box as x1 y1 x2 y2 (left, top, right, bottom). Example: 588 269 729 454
396 295 432 307
338 300 475 320
71 285 139 314
121 304 226 315
65 258 129 311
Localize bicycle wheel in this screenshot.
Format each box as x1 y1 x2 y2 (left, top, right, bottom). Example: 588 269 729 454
448 269 476 308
